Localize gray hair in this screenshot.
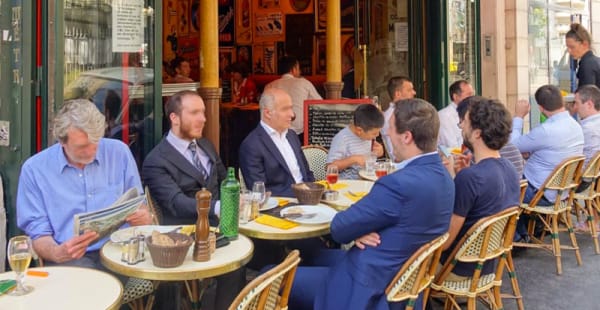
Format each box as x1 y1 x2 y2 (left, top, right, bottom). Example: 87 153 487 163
54 99 107 143
259 89 277 115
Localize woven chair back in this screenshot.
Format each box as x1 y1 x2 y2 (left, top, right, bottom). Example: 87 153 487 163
385 233 449 302
578 152 600 198
144 186 162 225
302 145 329 181
530 156 584 210
229 250 301 310
454 207 519 263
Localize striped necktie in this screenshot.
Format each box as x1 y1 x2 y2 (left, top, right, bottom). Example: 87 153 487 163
188 141 208 181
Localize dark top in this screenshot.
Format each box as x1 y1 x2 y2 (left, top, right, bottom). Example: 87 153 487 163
341 69 356 98
239 125 314 197
577 50 600 88
444 157 520 276
142 138 226 226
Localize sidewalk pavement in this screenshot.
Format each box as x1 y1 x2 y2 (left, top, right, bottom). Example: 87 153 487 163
432 232 600 309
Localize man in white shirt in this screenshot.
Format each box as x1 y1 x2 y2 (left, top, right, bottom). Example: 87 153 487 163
265 56 322 143
381 76 416 161
438 80 475 148
239 88 315 197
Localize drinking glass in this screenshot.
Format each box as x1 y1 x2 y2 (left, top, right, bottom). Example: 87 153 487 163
251 181 266 219
7 235 34 296
326 165 339 189
239 189 252 224
365 152 377 176
375 162 389 179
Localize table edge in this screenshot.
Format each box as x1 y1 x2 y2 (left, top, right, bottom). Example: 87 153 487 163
100 237 254 281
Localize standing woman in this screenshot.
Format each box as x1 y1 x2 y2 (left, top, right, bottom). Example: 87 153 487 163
566 23 600 88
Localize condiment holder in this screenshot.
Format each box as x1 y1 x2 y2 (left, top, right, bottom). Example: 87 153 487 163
322 190 339 201
121 235 146 265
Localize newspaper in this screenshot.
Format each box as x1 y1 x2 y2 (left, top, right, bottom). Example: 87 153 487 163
74 188 146 242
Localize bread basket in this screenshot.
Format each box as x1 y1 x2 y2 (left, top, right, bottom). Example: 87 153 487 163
146 232 193 268
291 182 325 205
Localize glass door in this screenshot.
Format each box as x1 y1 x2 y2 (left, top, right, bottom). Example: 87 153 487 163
447 0 479 86
50 0 158 168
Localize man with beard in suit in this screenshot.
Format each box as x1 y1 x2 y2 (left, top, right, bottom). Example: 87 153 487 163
142 90 239 310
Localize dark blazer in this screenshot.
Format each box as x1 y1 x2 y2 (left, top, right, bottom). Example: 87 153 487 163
290 154 454 310
142 137 226 226
239 124 314 197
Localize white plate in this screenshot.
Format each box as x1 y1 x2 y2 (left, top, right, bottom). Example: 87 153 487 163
260 197 279 211
280 204 337 225
110 225 172 243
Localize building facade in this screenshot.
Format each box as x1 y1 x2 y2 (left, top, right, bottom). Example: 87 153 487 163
0 0 595 240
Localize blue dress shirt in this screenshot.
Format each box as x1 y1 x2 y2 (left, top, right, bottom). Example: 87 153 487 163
510 111 583 201
17 138 143 252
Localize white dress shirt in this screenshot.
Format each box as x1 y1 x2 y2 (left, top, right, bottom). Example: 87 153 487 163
437 102 463 148
381 106 396 162
265 73 322 134
166 130 212 174
260 121 304 183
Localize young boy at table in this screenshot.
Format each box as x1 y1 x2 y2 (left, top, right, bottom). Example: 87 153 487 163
326 104 385 179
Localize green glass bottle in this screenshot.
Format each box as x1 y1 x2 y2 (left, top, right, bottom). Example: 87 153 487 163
219 167 240 240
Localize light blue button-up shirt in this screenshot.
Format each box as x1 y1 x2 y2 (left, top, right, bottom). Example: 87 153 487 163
17 138 143 252
511 111 584 201
581 113 600 166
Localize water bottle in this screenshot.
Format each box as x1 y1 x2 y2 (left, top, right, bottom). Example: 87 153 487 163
220 167 240 240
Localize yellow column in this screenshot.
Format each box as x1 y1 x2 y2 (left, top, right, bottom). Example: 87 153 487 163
199 0 221 152
200 0 219 87
325 0 343 99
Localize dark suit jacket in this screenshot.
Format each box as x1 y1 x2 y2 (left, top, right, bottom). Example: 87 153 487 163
239 124 314 197
306 154 454 309
142 137 226 226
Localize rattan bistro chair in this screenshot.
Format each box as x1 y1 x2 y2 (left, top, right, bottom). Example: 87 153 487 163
572 152 600 254
498 180 528 310
229 249 301 310
385 233 449 310
301 145 329 181
514 156 585 275
430 207 520 310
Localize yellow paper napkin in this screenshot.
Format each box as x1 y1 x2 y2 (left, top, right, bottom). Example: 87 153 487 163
344 191 368 202
315 181 349 190
254 215 299 230
276 198 290 206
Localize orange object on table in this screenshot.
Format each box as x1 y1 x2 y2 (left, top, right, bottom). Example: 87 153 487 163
27 270 49 277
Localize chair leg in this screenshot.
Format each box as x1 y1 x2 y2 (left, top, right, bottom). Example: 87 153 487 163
467 297 476 310
505 252 524 310
550 214 563 275
564 210 583 266
585 200 600 254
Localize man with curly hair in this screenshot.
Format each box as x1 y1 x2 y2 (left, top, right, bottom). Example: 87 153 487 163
441 96 521 279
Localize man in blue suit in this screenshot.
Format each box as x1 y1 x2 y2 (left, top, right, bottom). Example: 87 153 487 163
289 98 455 310
239 88 314 197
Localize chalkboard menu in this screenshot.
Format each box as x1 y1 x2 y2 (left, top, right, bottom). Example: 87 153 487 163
303 99 373 148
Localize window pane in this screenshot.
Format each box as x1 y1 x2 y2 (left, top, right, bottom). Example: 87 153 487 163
61 0 156 167
447 0 478 84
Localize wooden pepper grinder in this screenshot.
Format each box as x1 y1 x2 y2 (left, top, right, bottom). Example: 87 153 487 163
193 188 211 262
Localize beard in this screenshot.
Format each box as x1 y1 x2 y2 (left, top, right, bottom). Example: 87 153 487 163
179 121 203 141
463 135 474 153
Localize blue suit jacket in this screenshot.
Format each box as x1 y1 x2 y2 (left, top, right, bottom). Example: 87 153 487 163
239 124 314 197
313 154 454 310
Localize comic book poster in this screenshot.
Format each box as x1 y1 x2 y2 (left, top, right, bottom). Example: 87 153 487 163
254 12 284 42
235 0 252 45
219 1 235 46
236 45 253 74
163 0 200 82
